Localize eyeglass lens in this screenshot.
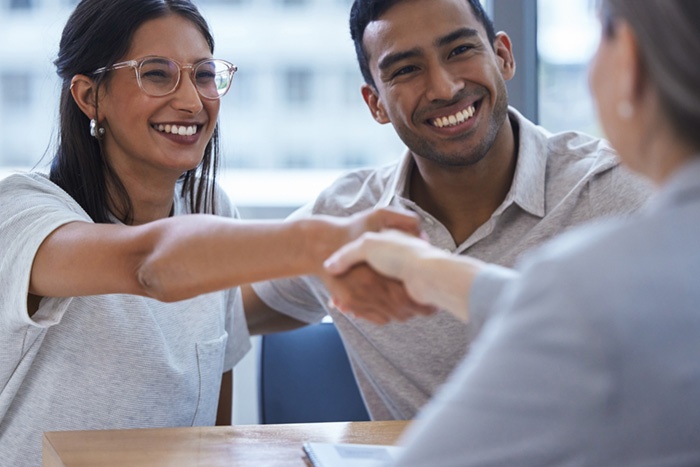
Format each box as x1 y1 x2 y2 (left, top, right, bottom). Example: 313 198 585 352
138 58 232 99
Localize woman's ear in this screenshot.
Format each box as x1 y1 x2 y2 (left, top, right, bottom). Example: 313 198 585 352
361 84 390 124
615 21 646 106
70 74 100 120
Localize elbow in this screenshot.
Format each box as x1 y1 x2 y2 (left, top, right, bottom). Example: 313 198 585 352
135 258 185 303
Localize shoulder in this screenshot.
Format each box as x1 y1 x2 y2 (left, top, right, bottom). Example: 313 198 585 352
529 124 653 213
0 172 89 218
1 171 55 194
308 163 400 216
509 201 698 369
513 108 627 186
514 213 655 309
545 129 620 178
544 129 649 193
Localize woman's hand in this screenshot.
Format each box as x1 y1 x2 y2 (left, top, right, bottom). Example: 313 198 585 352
322 264 438 325
324 229 487 321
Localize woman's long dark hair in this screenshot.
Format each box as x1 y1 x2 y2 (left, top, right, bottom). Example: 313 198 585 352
52 0 220 224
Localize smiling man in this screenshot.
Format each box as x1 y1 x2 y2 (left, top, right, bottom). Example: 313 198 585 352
240 0 652 420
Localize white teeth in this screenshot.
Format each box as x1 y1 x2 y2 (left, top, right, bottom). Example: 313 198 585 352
154 124 198 136
432 105 476 128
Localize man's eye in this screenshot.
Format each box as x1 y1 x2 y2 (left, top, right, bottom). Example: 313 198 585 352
449 45 473 57
392 65 418 78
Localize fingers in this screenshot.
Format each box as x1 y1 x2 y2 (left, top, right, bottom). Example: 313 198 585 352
322 265 438 324
324 236 368 275
363 207 422 237
325 229 427 277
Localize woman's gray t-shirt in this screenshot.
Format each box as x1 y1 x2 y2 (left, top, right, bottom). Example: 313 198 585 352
0 172 250 467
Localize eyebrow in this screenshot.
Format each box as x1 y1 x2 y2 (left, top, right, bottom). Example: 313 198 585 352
436 27 480 48
377 27 481 73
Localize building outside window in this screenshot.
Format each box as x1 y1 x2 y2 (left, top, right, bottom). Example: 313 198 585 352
1 72 32 108
0 0 603 215
9 0 33 10
538 0 600 136
283 68 314 106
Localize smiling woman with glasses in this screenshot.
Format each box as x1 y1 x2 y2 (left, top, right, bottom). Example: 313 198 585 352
0 0 423 465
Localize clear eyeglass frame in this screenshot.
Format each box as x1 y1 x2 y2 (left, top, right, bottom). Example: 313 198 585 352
92 55 237 100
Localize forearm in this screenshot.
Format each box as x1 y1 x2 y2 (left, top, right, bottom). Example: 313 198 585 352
138 215 330 302
31 215 325 301
31 207 419 302
241 285 307 335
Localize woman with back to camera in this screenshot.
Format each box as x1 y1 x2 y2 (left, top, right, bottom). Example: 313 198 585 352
0 0 423 464
326 0 700 464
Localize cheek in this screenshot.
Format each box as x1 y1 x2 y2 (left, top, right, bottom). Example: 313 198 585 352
388 86 422 124
207 99 220 114
203 101 220 130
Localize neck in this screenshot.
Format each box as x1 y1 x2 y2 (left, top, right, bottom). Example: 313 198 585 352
410 115 517 245
108 171 177 225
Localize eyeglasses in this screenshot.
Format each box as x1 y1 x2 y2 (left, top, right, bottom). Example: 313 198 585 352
93 56 237 100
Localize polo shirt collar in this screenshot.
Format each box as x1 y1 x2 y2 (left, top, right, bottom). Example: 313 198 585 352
376 150 414 208
503 106 547 218
376 107 547 218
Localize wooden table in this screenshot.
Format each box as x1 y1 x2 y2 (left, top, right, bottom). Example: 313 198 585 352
43 420 410 466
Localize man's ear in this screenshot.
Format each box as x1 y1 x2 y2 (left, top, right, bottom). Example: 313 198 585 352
361 83 390 124
70 74 100 120
493 32 516 81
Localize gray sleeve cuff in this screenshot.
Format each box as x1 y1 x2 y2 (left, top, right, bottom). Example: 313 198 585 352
469 264 519 334
251 277 327 324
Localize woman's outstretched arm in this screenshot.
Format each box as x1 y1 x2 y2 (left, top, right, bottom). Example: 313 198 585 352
29 208 421 303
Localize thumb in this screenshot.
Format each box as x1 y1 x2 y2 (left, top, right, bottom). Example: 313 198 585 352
324 238 365 275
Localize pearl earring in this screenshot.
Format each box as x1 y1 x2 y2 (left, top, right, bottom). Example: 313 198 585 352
617 101 634 120
90 119 105 138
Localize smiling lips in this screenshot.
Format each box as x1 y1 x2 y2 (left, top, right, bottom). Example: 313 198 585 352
153 124 199 136
430 105 476 128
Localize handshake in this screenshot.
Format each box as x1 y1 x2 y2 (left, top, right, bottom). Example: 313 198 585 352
317 207 485 324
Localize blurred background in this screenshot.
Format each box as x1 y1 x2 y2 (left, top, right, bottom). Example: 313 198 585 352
0 0 599 216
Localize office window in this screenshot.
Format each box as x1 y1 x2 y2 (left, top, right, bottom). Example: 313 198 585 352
226 66 255 106
342 68 364 105
9 0 33 9
199 0 247 4
283 152 312 169
283 68 314 106
341 150 370 169
1 72 32 107
280 0 307 6
538 0 601 135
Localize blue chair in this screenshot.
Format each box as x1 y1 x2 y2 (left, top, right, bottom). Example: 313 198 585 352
258 322 371 424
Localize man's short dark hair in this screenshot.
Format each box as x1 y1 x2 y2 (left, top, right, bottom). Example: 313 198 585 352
349 0 496 88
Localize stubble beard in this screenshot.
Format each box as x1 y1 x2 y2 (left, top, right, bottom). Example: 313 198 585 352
399 82 510 168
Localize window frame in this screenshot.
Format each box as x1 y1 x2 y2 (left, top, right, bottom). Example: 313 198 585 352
488 0 539 124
